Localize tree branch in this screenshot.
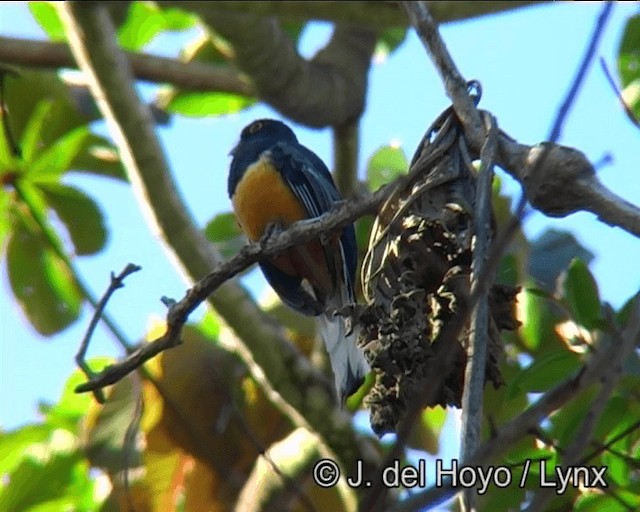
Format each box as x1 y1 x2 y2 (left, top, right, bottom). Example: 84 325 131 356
174 1 544 30
73 187 387 393
161 1 377 127
59 0 378 478
0 36 251 95
403 1 640 238
459 112 497 511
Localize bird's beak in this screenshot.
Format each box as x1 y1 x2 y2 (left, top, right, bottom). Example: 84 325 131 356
229 143 239 157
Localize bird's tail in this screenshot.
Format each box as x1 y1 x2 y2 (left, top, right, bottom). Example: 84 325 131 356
318 297 369 404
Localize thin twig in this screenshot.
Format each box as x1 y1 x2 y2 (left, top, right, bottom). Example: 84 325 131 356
547 1 613 142
75 263 141 403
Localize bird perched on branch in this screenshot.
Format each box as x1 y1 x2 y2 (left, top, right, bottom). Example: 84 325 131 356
227 119 369 403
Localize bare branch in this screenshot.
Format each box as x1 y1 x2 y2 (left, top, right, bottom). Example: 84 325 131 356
75 263 141 404
0 36 251 95
74 188 387 394
547 2 613 141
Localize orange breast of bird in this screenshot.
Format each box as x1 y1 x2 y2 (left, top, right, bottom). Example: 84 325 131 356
232 154 307 241
232 154 334 290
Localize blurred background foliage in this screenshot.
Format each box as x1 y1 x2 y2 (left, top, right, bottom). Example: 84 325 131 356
1 3 639 511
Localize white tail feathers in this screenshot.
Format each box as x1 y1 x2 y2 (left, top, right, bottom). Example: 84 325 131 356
318 308 369 404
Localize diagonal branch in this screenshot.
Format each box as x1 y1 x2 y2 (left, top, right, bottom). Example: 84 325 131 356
58 0 378 478
74 187 388 393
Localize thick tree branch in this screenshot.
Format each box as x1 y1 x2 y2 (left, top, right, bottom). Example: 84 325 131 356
0 36 251 94
161 1 377 127
170 1 543 30
403 1 640 238
59 0 377 478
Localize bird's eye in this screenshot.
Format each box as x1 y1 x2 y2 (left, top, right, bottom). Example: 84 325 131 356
248 121 263 134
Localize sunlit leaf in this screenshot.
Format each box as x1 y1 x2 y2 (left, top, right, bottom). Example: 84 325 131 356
164 91 255 117
518 286 562 352
28 126 90 180
29 2 66 42
117 2 165 51
561 258 600 330
6 214 82 336
40 183 107 255
160 7 199 31
366 145 408 191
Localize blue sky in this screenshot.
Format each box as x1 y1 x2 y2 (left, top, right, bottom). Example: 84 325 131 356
1 2 639 444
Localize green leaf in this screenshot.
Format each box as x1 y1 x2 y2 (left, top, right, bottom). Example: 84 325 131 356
6 214 82 336
42 360 112 431
117 3 198 51
519 286 561 352
0 188 12 250
561 258 600 330
117 2 165 51
406 406 447 454
366 145 408 191
617 292 640 327
203 211 245 260
68 133 127 181
160 7 199 31
2 70 98 151
164 91 255 117
0 452 94 511
375 28 407 60
20 100 54 163
618 15 640 87
508 350 582 397
0 424 54 475
28 126 90 180
29 2 66 42
39 183 107 255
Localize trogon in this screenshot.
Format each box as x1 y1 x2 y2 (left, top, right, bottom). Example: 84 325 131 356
227 119 369 403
